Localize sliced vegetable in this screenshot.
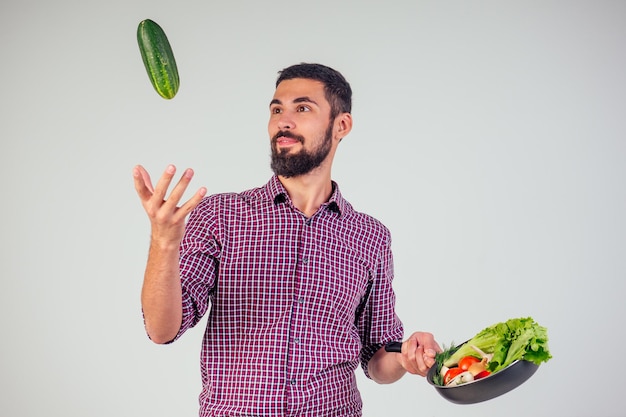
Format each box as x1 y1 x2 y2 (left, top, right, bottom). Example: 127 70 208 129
474 370 491 379
458 355 480 371
137 19 180 99
443 367 464 385
467 358 489 376
432 345 456 386
470 344 494 362
447 371 474 386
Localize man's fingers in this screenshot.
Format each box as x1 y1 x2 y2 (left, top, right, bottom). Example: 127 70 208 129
401 332 439 376
399 336 420 375
177 187 208 218
159 167 205 214
133 165 155 200
134 164 207 227
165 168 196 208
152 164 177 203
404 335 418 362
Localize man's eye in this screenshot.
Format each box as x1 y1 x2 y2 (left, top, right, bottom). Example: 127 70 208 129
297 105 310 112
271 107 282 114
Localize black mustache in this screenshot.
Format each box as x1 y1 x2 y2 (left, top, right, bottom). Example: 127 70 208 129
272 131 304 143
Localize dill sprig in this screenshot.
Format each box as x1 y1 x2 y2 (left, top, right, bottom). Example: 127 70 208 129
431 343 460 386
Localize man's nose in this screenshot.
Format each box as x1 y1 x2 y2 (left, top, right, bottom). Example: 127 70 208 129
277 113 294 130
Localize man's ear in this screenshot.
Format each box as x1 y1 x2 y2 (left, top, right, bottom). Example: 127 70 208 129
336 112 353 141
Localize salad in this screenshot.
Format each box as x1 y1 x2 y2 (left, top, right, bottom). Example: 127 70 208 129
433 317 552 387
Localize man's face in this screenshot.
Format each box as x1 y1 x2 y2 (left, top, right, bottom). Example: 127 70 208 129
268 78 335 178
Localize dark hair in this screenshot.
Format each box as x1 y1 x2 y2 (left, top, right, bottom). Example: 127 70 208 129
276 63 352 119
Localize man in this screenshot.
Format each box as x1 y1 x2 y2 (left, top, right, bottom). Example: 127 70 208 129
133 63 441 417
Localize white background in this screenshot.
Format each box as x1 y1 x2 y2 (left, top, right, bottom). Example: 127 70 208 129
1 1 624 416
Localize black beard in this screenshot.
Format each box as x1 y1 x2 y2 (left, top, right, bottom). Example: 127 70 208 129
270 123 333 178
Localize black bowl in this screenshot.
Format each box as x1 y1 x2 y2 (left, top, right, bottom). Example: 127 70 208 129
427 358 540 404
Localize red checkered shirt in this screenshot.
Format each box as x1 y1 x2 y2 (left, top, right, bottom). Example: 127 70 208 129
175 176 403 417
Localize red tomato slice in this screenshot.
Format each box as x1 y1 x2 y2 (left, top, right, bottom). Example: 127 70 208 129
444 367 464 385
475 370 491 380
458 356 481 371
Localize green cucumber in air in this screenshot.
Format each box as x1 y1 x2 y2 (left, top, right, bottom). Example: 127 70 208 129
137 19 180 99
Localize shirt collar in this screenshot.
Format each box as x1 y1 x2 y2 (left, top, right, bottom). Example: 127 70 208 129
267 175 347 217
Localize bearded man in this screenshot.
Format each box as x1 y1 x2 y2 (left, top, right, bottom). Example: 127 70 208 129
133 62 441 417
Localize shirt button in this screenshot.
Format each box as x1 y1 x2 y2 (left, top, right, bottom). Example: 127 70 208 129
302 258 309 264
290 379 297 385
293 337 300 344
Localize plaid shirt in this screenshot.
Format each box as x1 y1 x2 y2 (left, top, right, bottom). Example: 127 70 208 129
176 176 403 417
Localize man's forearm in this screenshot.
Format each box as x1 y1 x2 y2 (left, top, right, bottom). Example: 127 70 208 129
367 346 407 384
141 240 183 344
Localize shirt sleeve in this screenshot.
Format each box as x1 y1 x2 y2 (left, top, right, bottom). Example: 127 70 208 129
357 230 404 378
172 197 222 341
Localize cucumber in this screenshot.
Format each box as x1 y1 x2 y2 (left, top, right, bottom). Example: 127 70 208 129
137 19 180 99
